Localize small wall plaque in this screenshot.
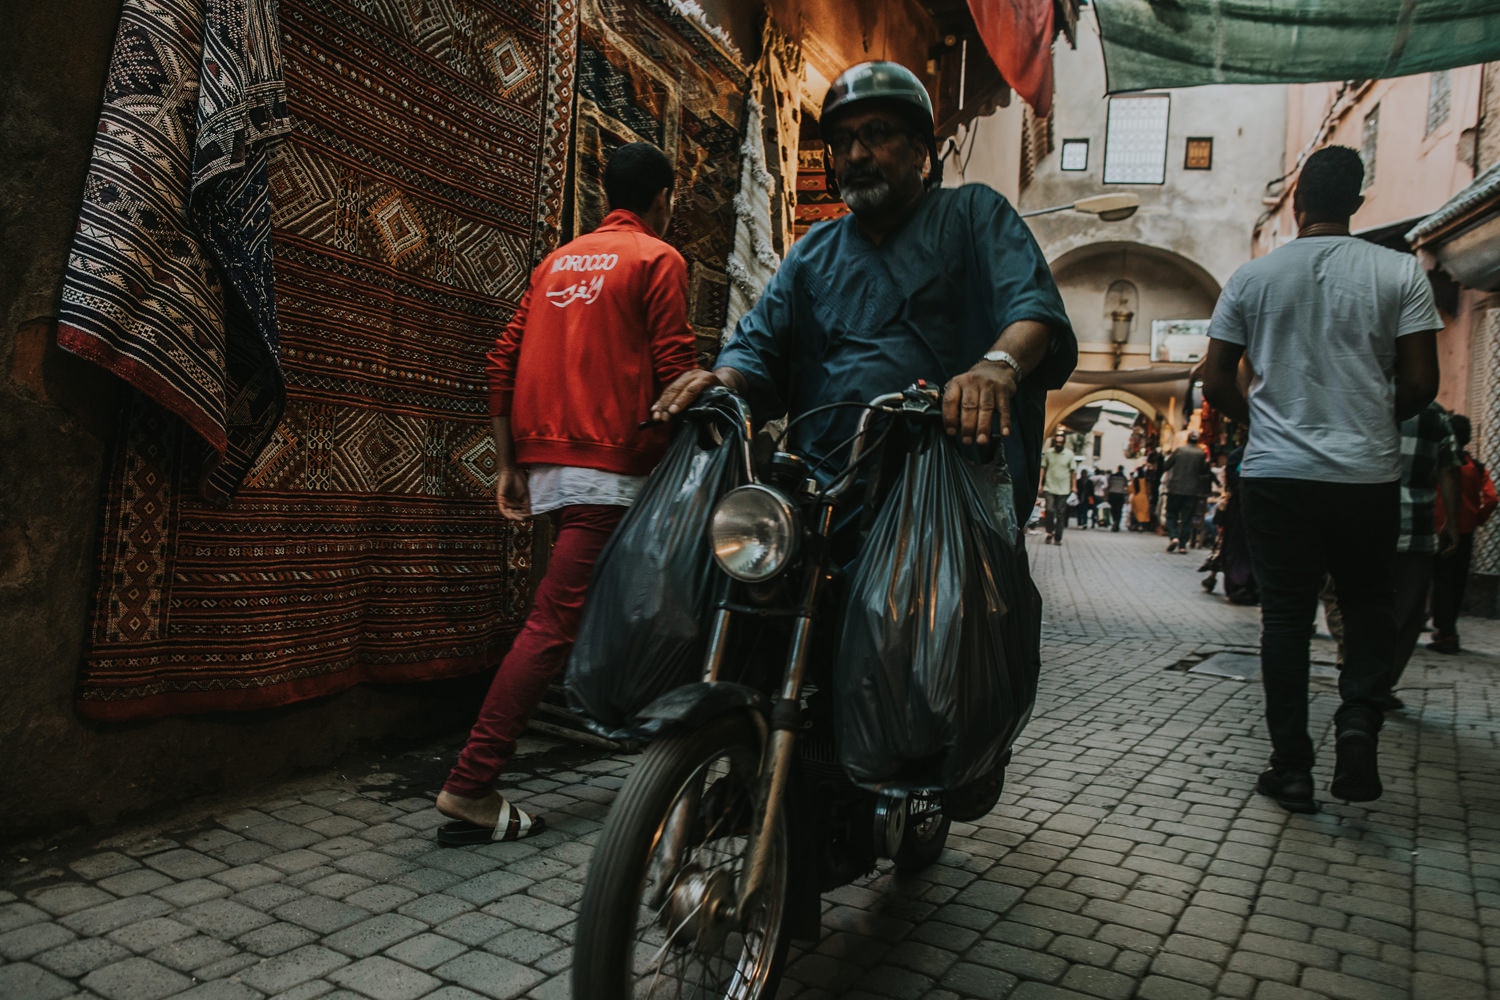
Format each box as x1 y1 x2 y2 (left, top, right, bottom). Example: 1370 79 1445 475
1185 136 1213 170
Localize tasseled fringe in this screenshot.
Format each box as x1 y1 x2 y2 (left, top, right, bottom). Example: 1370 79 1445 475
665 0 741 61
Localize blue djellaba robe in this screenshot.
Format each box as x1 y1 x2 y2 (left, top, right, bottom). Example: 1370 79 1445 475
716 183 1078 533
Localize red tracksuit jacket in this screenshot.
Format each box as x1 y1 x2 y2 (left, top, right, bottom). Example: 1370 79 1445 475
487 210 697 475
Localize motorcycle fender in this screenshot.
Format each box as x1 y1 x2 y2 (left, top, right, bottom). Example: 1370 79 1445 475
633 682 770 743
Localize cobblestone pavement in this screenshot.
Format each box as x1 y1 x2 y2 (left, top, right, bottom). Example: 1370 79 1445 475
5 527 1500 1000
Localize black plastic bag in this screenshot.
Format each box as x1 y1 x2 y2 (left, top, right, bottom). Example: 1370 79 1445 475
566 413 743 734
835 426 1040 791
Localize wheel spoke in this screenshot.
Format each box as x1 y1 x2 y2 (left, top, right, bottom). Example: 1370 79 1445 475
576 723 787 1000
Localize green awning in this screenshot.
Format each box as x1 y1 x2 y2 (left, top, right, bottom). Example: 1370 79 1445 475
1095 0 1500 94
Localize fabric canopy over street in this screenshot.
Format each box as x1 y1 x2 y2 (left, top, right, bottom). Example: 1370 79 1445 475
1094 0 1500 94
1061 404 1102 433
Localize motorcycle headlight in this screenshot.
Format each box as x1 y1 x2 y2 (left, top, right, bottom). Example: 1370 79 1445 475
709 485 799 582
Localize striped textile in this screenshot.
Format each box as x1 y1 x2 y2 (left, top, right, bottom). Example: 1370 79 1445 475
76 0 576 719
59 0 292 501
794 144 850 239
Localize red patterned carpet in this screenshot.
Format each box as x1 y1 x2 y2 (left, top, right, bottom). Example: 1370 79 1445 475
77 0 576 719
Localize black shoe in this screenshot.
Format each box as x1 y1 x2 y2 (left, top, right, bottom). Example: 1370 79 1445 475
1256 767 1317 813
1331 730 1382 802
1373 693 1405 712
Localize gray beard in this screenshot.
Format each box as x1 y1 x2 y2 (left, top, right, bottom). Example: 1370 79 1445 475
842 179 893 215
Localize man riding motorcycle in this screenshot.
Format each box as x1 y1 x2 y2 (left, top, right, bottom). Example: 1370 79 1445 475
652 60 1077 534
571 65 1079 999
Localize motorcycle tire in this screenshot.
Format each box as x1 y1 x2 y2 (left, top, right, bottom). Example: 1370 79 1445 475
893 793 951 873
573 713 790 1000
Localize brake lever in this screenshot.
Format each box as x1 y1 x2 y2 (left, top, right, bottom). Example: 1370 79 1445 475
899 381 944 416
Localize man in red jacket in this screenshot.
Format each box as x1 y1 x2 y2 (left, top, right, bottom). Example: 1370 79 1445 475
435 143 697 844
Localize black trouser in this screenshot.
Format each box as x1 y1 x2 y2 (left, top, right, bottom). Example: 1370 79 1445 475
1107 495 1125 531
1241 478 1396 770
1075 495 1089 527
1390 550 1436 686
1165 493 1196 546
1044 492 1070 540
1430 533 1474 639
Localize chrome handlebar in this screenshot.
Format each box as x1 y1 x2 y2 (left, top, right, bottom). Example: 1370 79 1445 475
683 382 943 499
826 386 942 500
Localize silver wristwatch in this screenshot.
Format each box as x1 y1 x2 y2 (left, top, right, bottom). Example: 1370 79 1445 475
981 349 1024 378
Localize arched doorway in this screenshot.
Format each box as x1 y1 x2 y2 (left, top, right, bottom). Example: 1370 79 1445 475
1049 390 1159 474
1043 240 1221 452
1048 240 1221 374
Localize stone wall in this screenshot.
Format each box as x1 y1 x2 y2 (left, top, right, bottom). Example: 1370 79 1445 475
1018 12 1287 292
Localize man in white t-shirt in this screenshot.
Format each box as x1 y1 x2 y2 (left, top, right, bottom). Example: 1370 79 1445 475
1201 146 1441 814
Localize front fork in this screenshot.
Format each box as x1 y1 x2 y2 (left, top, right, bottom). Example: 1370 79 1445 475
735 506 833 918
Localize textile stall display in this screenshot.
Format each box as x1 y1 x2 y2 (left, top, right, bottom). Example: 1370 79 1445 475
758 20 802 263
572 0 748 363
794 144 850 240
965 0 1057 118
72 0 576 719
722 17 802 335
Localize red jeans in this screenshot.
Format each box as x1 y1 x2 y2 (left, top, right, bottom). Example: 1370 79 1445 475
443 503 626 798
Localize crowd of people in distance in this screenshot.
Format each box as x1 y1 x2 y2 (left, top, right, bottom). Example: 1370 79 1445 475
1034 407 1500 657
1033 433 1221 545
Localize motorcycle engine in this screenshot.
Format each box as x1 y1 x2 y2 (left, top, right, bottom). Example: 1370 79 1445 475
794 726 880 890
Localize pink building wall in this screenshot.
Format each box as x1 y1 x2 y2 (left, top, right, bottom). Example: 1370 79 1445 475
1254 69 1484 414
1260 70 1481 247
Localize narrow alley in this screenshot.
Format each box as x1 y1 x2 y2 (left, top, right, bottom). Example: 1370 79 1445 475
3 527 1497 1000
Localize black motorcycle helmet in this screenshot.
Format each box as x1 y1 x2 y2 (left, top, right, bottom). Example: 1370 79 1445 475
820 61 943 193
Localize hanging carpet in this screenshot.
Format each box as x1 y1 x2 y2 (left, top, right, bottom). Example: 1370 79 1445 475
573 0 748 363
1095 0 1500 94
76 0 576 720
722 16 802 335
58 0 291 502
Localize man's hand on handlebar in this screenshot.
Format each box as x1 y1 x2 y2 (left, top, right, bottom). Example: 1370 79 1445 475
943 361 1017 446
649 367 746 422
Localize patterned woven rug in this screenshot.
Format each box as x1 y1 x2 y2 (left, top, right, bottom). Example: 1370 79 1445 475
794 143 850 239
76 0 576 719
59 0 292 502
573 0 747 363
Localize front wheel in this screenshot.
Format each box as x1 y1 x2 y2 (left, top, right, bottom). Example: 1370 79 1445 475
573 714 790 1000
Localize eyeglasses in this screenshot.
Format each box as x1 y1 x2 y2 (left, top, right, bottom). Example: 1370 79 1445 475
825 120 908 157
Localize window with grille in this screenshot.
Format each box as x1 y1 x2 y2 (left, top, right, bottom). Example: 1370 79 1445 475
1019 105 1055 187
1361 105 1380 191
1103 94 1170 185
1427 70 1452 135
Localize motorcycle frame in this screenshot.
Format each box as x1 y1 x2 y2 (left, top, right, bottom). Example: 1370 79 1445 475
690 390 917 925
